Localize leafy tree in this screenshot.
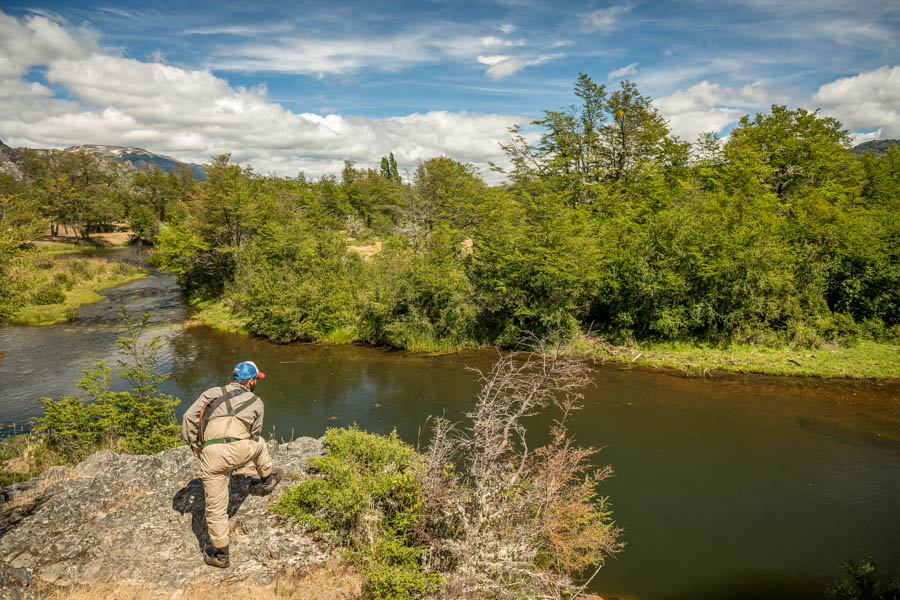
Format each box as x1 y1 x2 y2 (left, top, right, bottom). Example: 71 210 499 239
724 105 863 202
501 73 607 206
361 226 475 349
380 152 400 181
0 190 44 320
411 156 485 233
233 219 365 342
34 309 181 459
601 79 672 185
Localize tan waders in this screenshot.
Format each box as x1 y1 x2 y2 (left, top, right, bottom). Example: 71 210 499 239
200 437 274 551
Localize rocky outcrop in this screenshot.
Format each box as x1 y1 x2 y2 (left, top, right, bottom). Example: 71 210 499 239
0 140 23 180
0 438 326 599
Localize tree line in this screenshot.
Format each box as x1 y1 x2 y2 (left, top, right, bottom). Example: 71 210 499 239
2 74 898 348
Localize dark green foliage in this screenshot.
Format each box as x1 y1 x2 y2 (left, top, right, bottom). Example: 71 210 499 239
143 75 899 351
826 557 900 600
33 309 182 460
234 220 365 342
469 192 598 343
361 228 475 350
275 426 439 600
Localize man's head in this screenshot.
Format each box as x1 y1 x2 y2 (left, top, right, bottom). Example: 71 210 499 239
233 361 265 390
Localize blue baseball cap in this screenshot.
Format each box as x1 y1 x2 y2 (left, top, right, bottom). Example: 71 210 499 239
233 361 266 380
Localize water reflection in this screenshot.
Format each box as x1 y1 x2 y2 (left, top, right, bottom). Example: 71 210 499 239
1 248 899 599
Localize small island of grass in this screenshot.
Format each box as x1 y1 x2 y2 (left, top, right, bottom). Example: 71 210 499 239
8 254 145 326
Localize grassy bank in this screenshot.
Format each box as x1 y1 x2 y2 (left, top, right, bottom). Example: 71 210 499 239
190 299 898 378
9 257 146 326
185 298 251 334
187 299 473 353
572 335 900 380
34 241 133 255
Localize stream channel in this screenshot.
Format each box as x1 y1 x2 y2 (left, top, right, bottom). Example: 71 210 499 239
1 247 898 599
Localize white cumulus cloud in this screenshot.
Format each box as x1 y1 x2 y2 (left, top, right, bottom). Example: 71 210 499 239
485 57 526 81
0 13 521 182
811 65 900 138
654 81 786 141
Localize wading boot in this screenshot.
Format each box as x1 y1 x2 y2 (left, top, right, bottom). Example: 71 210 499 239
261 467 282 495
204 545 229 568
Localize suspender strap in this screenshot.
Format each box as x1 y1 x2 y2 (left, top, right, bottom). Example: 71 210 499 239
200 387 253 443
232 395 259 416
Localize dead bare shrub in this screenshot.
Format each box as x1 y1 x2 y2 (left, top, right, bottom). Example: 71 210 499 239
419 338 623 599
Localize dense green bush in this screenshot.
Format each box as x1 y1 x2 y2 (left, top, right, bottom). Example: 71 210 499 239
360 228 476 350
275 426 439 600
29 284 66 305
233 221 365 343
139 76 899 351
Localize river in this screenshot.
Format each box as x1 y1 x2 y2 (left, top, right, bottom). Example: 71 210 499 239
1 247 898 599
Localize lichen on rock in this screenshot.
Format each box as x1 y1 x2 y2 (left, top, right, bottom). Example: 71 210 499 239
0 438 326 599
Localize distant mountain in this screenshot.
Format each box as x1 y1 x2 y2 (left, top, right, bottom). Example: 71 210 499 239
0 139 23 179
852 139 899 157
0 139 206 181
65 144 206 180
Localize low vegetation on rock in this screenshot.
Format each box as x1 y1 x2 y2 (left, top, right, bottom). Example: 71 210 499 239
276 340 621 600
0 309 180 486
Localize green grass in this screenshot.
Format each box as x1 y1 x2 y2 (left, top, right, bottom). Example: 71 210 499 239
10 259 146 326
187 298 251 334
320 325 359 344
36 241 133 255
571 335 900 380
389 327 473 354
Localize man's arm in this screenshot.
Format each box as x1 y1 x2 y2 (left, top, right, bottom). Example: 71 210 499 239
249 399 264 440
181 394 207 451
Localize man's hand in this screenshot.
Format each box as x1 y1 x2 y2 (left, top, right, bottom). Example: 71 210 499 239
192 446 202 458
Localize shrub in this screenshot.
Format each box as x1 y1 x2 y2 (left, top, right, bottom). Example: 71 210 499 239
275 426 439 600
419 339 622 599
53 271 75 290
33 308 182 462
30 284 66 305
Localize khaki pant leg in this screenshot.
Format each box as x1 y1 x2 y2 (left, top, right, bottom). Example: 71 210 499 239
200 446 234 549
247 438 273 479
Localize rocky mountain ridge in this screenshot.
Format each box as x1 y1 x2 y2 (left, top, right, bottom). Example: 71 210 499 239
0 140 206 181
852 138 899 156
65 144 206 180
0 438 326 599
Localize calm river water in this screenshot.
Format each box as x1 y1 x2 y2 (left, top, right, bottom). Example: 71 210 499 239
1 248 898 599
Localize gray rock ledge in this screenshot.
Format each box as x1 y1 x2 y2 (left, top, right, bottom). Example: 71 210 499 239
0 438 325 598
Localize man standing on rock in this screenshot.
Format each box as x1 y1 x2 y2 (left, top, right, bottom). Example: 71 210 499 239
181 360 282 568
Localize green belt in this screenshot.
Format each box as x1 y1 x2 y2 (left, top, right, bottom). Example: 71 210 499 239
201 437 242 449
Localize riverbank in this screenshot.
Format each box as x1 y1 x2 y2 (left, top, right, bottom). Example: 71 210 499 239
9 257 146 326
30 224 134 254
184 298 250 334
189 300 899 379
572 335 900 380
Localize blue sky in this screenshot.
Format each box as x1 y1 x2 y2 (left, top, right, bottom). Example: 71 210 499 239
0 0 897 179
